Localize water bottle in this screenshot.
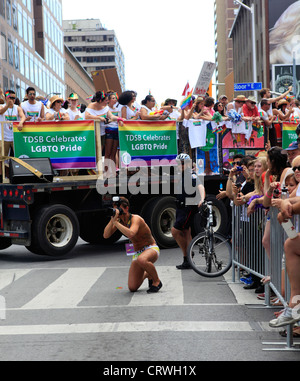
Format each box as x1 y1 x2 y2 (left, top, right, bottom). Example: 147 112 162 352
282 219 298 240
220 183 223 192
281 186 289 200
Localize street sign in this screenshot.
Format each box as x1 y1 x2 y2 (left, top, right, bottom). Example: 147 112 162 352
234 82 262 92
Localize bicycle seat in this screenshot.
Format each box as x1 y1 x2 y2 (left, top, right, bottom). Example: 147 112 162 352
207 201 213 206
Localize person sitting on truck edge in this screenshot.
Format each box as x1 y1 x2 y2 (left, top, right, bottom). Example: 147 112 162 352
103 197 162 293
172 154 206 270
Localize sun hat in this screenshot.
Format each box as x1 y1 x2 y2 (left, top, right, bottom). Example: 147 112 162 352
49 95 64 108
68 93 79 100
278 99 288 106
246 96 257 103
234 95 247 102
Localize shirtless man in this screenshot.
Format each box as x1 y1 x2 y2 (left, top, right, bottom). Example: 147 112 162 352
103 197 162 293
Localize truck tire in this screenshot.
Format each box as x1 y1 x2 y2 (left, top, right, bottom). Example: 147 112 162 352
79 213 122 244
142 197 177 249
30 205 79 257
0 238 12 250
193 195 229 236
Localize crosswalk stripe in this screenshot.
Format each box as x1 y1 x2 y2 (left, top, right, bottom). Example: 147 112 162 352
0 269 31 291
21 268 105 310
0 321 254 335
129 266 183 306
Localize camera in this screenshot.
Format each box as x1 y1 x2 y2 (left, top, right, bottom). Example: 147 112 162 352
236 166 243 172
106 196 124 217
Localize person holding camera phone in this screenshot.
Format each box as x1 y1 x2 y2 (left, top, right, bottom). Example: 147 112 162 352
103 197 162 293
225 154 246 200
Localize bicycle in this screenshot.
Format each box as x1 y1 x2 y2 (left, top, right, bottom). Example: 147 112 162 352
187 201 232 278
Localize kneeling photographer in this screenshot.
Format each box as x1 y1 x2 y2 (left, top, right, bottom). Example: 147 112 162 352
103 196 162 293
171 154 206 270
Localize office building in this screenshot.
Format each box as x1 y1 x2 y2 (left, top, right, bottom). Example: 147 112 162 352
0 0 65 100
229 0 269 96
214 0 237 99
64 45 95 104
63 19 125 91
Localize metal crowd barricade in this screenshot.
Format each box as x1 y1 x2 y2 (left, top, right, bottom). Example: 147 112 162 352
232 204 300 351
232 205 265 282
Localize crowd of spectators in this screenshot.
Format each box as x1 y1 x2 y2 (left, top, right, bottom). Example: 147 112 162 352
222 129 300 336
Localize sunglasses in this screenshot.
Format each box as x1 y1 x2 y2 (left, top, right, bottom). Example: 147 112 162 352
292 166 300 172
233 161 242 166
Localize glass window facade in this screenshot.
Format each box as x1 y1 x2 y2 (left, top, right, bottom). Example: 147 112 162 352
0 0 64 99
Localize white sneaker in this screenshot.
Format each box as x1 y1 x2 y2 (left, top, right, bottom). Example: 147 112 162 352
269 307 300 328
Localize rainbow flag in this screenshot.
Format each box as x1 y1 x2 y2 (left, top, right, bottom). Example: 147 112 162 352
149 109 164 116
180 91 193 110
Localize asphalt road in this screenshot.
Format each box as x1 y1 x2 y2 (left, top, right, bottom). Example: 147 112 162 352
0 237 299 364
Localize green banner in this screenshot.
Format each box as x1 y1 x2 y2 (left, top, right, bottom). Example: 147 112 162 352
282 123 298 149
13 121 96 170
118 120 178 167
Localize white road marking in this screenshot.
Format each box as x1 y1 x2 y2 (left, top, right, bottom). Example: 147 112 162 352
21 268 105 310
0 269 31 290
129 266 184 306
0 321 254 336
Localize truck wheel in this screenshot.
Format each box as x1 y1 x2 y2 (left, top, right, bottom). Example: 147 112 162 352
31 205 79 257
0 238 11 250
79 213 122 244
193 195 229 236
142 197 177 249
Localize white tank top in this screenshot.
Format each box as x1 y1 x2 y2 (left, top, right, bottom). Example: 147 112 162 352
2 104 19 141
21 100 43 121
123 105 138 120
140 105 153 115
86 105 109 136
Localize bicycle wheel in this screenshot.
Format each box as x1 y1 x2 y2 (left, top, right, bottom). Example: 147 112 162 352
187 231 232 278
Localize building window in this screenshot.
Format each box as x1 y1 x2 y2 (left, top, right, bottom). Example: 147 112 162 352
19 43 24 75
14 43 19 70
1 33 7 61
2 75 8 91
23 11 28 43
18 7 22 38
12 3 17 30
8 38 13 66
6 0 11 25
0 0 5 18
